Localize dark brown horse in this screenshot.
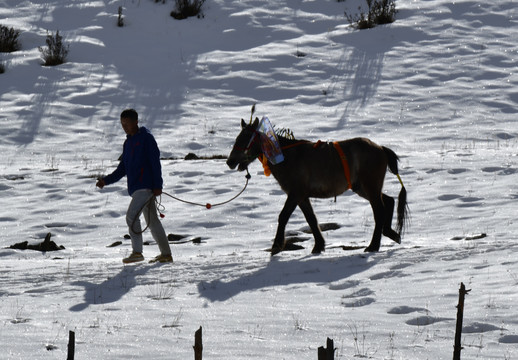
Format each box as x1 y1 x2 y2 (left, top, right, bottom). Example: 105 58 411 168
227 114 408 255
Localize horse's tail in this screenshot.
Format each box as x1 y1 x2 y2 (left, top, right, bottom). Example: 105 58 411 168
382 146 409 235
382 146 400 175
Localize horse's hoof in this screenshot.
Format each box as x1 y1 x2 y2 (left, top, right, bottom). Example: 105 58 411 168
364 246 379 253
311 246 325 254
383 229 401 244
271 246 282 255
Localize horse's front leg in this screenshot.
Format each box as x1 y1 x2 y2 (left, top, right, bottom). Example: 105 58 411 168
298 198 325 254
272 195 299 255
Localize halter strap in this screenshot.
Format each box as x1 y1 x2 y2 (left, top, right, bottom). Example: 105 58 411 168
333 142 351 190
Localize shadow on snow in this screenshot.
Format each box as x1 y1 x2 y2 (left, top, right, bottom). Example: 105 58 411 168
69 264 156 312
197 253 376 302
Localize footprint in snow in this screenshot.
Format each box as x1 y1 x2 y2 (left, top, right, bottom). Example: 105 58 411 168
369 270 408 280
179 171 204 178
438 194 463 201
45 222 68 228
495 132 515 140
450 233 487 241
447 168 468 174
438 194 484 207
482 166 518 175
456 196 484 207
342 288 375 298
389 262 414 271
462 322 504 333
387 305 429 315
405 315 453 326
499 335 518 344
341 288 375 308
342 297 375 308
300 222 341 233
328 279 361 291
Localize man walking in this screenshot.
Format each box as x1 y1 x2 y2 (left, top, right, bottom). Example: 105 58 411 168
96 109 173 264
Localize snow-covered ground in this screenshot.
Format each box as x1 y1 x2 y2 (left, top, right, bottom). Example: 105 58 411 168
1 0 518 358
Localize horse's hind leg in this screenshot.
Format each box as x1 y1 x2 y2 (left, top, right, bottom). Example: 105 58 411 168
272 195 299 255
365 196 384 252
298 198 325 254
382 194 401 244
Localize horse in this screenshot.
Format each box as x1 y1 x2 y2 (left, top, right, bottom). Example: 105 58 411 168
226 112 409 255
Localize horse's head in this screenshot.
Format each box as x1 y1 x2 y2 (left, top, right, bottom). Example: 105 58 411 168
227 117 260 171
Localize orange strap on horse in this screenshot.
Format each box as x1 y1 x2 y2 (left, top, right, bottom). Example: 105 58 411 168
332 142 351 190
259 141 351 188
258 141 309 177
257 154 271 176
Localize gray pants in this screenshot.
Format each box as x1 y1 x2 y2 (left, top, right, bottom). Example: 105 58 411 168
126 189 171 256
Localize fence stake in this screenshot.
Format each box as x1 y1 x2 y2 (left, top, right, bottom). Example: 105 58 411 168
67 330 75 360
453 282 471 360
318 337 335 360
194 326 203 360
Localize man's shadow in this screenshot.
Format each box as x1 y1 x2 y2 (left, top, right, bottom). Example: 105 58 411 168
69 264 154 312
197 253 376 302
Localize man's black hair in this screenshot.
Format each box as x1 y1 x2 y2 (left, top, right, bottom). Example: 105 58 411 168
120 108 138 121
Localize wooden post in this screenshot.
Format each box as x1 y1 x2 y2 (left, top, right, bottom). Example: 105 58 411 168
194 326 203 360
318 337 334 360
453 283 471 360
67 330 75 360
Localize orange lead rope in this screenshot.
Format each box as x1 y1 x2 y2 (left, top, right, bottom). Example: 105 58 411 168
332 142 351 190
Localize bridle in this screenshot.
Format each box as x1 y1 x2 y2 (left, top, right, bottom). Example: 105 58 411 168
244 130 260 156
231 128 261 158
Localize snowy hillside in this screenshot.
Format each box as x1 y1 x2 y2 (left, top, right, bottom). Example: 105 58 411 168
1 0 517 359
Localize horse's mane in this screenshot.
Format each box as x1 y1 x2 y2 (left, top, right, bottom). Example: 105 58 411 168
274 127 296 140
272 125 312 145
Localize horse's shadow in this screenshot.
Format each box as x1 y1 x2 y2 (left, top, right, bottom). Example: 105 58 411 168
197 253 375 302
69 264 155 312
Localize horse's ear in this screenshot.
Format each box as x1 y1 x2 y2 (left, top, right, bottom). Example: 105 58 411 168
252 117 259 129
241 119 246 129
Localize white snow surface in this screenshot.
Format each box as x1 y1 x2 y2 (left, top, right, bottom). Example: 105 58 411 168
1 0 518 358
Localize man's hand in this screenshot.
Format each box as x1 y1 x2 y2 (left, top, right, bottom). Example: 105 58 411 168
96 178 105 189
153 188 162 196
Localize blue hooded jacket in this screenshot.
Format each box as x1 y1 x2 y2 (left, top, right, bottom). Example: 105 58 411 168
103 126 163 196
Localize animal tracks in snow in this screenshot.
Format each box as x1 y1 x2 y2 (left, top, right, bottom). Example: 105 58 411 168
369 270 408 281
405 315 453 326
438 193 485 207
342 297 376 308
447 168 469 174
438 194 463 201
328 279 361 291
462 322 505 334
499 335 518 344
341 288 376 308
450 233 487 241
387 305 429 315
482 166 518 175
388 306 453 327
